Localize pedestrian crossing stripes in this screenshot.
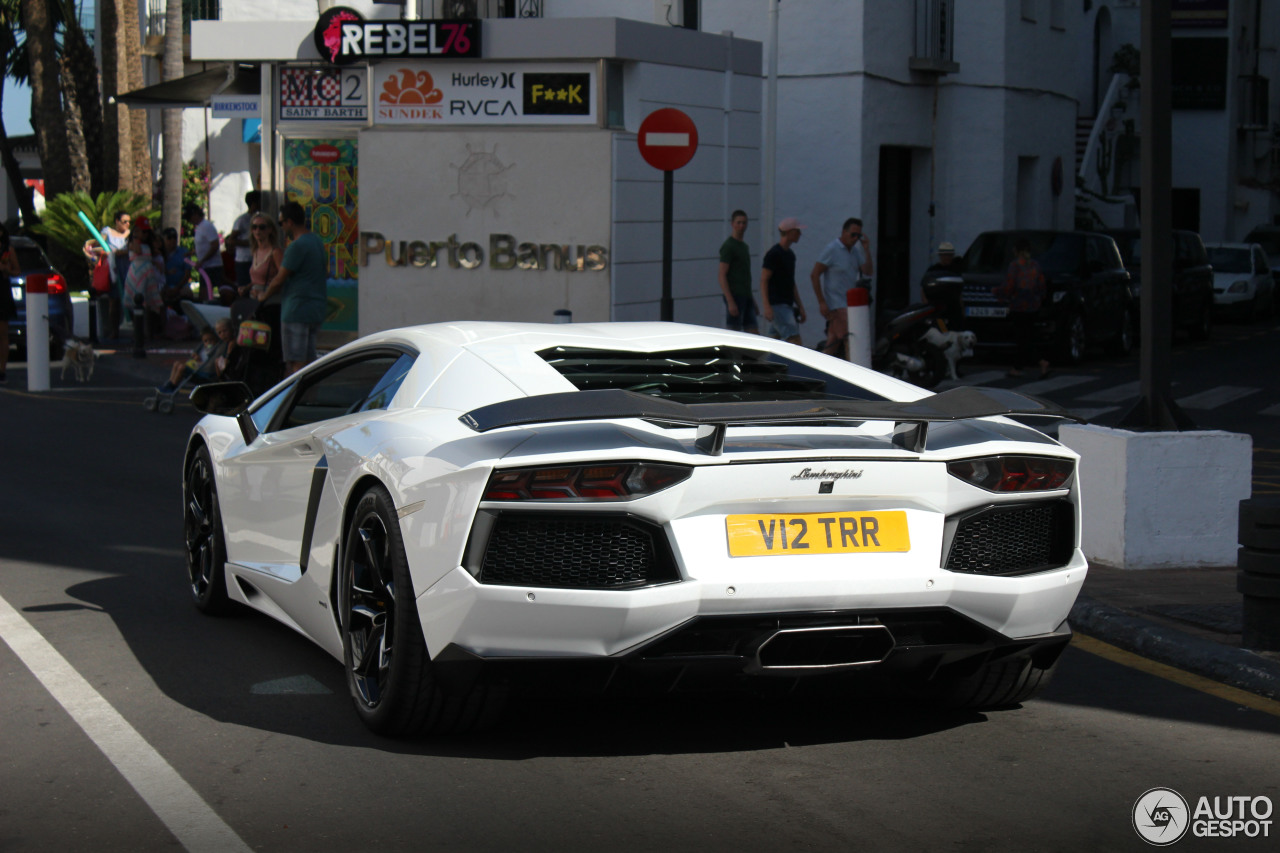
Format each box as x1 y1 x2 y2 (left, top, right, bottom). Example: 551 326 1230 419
939 372 1271 420
1175 386 1261 410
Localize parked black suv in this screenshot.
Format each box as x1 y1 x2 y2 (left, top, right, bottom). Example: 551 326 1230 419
1104 229 1214 341
957 230 1132 363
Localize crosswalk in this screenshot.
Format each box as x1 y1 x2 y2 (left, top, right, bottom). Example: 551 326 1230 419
937 371 1273 423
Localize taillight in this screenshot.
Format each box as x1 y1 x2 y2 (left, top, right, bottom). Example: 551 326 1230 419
483 463 691 501
947 456 1073 492
46 275 67 295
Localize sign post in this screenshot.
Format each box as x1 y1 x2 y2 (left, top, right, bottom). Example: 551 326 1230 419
637 109 699 321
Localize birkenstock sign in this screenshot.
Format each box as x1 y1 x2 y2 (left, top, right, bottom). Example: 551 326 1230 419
315 7 481 66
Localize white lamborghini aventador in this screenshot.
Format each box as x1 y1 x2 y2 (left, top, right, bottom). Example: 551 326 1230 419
184 321 1087 736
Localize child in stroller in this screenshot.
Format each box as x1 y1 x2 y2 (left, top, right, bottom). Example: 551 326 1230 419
145 318 232 413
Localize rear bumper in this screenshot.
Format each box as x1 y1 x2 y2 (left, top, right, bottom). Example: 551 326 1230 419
417 555 1087 665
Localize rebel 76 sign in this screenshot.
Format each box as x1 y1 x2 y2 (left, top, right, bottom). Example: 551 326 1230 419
315 7 481 66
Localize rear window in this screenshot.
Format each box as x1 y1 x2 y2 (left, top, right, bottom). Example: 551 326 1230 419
1206 246 1251 273
539 346 888 404
1245 229 1280 258
14 246 48 272
962 232 1084 275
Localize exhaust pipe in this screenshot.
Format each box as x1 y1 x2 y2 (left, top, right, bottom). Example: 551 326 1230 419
748 624 895 675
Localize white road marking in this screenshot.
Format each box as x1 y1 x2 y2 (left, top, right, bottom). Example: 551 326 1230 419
938 370 1005 387
1176 386 1261 410
1068 406 1121 422
644 132 690 147
1015 374 1097 395
1078 380 1142 403
1261 403 1280 417
0 592 252 853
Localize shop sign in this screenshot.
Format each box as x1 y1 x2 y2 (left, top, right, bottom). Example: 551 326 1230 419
315 7 481 66
210 95 260 119
373 62 593 125
279 66 368 122
360 232 608 273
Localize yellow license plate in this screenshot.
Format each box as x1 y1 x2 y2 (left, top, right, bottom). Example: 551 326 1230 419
726 511 910 557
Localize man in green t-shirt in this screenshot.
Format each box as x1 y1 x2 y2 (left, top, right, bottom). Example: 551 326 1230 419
718 210 758 334
264 201 329 376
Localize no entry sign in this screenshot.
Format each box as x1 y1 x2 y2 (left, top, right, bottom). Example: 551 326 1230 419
637 108 699 172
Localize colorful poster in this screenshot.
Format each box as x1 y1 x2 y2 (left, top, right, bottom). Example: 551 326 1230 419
282 138 359 333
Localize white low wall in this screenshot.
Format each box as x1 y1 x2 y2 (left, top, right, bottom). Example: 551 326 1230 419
1058 423 1252 570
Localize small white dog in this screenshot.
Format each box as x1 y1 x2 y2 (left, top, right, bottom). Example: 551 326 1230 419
59 339 96 383
922 327 978 380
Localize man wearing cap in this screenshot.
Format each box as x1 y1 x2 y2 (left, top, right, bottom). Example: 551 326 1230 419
760 217 807 345
922 241 960 284
184 202 225 296
811 218 873 357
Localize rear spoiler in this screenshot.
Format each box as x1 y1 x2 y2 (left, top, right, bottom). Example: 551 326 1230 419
458 386 1081 455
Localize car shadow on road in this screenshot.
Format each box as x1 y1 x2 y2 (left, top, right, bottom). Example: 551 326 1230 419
54 572 1001 758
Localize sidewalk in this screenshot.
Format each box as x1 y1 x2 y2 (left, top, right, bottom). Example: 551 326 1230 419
1071 564 1280 700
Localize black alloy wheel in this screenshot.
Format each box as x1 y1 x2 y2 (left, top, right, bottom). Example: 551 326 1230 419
338 484 507 736
184 446 231 614
1061 314 1087 364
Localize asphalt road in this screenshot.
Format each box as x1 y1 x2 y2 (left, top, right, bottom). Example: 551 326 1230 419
1 338 1279 852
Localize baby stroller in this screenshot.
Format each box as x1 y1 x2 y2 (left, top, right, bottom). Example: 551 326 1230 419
144 343 223 414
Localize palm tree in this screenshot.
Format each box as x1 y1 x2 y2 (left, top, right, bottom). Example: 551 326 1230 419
100 0 151 194
20 0 73 198
161 0 183 232
0 0 39 225
55 0 105 195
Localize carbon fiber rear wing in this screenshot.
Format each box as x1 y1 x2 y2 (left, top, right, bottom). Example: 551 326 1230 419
459 386 1081 455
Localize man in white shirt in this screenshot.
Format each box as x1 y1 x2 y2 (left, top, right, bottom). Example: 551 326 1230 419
810 217 873 357
184 202 225 298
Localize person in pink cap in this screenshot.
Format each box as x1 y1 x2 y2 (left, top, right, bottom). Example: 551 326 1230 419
760 217 807 344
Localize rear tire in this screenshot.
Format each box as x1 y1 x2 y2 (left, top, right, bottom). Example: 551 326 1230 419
339 484 505 736
1107 307 1135 356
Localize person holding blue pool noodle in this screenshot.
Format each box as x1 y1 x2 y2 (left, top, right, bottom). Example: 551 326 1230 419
81 210 132 341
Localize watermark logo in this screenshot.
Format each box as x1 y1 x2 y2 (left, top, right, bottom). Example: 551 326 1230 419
1133 788 1190 846
1133 789 1274 844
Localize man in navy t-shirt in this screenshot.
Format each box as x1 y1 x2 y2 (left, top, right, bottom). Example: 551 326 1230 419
759 217 807 344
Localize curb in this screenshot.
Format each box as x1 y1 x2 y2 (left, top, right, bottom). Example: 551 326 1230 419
1070 595 1280 700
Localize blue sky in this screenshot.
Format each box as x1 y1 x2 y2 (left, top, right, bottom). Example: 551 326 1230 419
4 78 32 136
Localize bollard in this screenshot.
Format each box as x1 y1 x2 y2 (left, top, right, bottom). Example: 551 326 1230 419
96 293 113 342
845 286 872 367
553 309 572 324
1238 496 1280 651
131 296 147 359
24 274 51 391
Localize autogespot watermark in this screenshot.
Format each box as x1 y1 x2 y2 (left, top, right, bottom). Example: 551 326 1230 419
1133 787 1274 845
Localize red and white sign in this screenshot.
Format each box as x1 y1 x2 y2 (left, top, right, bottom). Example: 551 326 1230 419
310 144 341 164
637 108 699 172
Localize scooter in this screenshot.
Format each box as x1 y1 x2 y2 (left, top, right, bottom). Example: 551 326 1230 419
872 275 974 388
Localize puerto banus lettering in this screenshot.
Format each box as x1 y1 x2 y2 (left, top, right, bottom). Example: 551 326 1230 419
361 232 608 272
315 7 481 66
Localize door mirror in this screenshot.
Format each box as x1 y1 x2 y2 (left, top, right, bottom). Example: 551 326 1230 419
190 382 254 416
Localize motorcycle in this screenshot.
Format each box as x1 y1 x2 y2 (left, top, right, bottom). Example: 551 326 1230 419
871 275 975 388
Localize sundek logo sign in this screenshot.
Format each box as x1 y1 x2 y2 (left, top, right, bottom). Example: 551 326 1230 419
314 7 481 66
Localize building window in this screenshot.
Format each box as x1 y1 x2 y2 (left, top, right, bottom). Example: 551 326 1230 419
1021 0 1036 23
604 61 625 129
911 0 959 75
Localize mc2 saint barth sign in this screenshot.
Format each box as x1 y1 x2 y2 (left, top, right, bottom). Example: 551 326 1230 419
315 7 481 66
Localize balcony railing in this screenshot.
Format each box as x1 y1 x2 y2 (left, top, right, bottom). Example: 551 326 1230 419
146 0 221 38
911 0 959 75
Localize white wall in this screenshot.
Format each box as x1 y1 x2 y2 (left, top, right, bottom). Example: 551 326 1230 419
358 129 613 334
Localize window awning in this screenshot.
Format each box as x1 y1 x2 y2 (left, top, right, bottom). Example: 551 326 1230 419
113 64 260 108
